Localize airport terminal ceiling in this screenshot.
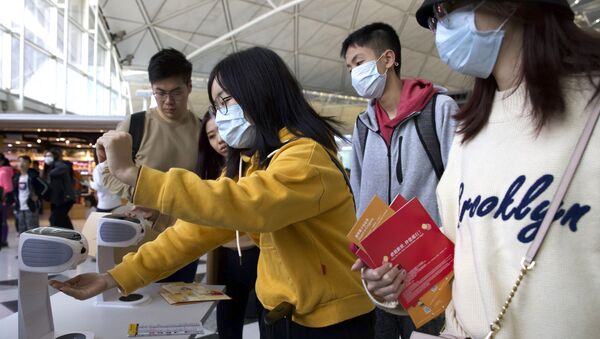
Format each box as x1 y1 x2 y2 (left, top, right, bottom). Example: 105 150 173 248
101 0 599 128
0 0 598 142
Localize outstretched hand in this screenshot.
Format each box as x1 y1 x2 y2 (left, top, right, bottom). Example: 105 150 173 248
351 258 407 302
49 272 117 300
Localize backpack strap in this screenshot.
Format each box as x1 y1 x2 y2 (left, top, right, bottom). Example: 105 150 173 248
129 111 146 162
355 114 368 162
414 94 444 180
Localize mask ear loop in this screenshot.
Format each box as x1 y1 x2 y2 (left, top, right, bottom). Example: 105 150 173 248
495 8 517 33
376 51 398 75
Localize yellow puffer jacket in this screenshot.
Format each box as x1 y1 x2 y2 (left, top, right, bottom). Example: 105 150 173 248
109 129 374 327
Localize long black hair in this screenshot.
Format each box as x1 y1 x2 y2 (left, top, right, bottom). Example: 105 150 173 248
207 47 345 178
456 1 600 142
195 111 226 180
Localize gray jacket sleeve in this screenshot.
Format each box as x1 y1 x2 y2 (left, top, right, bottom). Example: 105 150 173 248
349 121 363 217
434 94 459 166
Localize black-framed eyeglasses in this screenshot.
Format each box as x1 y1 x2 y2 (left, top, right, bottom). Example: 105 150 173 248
153 88 186 101
428 0 473 32
209 95 233 115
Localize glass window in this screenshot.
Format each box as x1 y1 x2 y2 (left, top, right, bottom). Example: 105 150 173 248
11 37 20 91
88 37 94 74
69 0 85 26
110 58 119 88
68 23 83 70
97 46 108 85
66 68 87 114
96 85 109 115
24 0 53 50
110 89 119 115
24 43 57 105
57 12 64 55
0 33 4 87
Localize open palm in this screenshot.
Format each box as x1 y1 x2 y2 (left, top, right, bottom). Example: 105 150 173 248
49 272 116 300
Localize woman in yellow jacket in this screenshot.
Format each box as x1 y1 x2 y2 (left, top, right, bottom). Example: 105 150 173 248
51 47 375 338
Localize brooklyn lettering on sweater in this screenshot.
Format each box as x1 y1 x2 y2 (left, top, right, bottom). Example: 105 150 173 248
457 174 590 243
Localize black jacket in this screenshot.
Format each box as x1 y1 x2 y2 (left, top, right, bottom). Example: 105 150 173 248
44 160 76 205
12 169 49 212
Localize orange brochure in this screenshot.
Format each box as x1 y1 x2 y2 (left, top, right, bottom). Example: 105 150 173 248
347 196 395 248
357 197 454 328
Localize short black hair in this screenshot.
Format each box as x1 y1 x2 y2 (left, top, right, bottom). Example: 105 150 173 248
341 22 402 75
148 48 192 84
19 155 32 163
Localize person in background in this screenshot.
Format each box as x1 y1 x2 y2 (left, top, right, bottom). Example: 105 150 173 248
101 48 201 283
197 111 260 339
43 148 76 229
0 154 14 247
51 46 375 339
12 155 48 233
341 22 458 338
89 151 121 213
366 1 600 338
0 154 15 246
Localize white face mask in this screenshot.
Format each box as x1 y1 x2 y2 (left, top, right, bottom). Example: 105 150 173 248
435 3 512 79
44 156 54 165
215 104 256 149
351 53 389 99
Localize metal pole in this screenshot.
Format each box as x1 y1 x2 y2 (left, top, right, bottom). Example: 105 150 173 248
92 0 99 115
18 0 25 110
63 0 69 114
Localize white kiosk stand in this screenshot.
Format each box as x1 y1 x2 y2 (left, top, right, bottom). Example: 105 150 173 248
18 227 94 339
96 214 150 307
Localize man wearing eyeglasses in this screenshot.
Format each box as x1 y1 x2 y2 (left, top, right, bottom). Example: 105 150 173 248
101 48 201 282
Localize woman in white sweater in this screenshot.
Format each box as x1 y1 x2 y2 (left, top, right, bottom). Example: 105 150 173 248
358 1 600 338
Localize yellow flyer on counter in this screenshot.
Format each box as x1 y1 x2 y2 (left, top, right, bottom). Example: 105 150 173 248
159 282 231 305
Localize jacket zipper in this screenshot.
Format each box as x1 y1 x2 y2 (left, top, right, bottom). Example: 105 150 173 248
367 110 418 204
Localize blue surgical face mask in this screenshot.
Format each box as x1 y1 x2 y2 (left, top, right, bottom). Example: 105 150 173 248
435 4 512 78
215 104 256 149
351 53 388 99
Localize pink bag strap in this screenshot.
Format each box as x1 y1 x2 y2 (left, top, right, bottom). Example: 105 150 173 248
523 103 600 267
485 103 600 339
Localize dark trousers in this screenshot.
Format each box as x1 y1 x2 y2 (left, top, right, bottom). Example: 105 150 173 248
49 201 74 229
259 309 375 339
375 308 444 339
216 246 260 339
157 259 199 283
0 203 8 243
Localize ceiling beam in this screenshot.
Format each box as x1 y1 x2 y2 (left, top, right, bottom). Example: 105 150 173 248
339 0 362 91
221 0 239 53
293 4 299 75
117 0 214 42
265 0 277 9
186 0 307 60
135 0 163 50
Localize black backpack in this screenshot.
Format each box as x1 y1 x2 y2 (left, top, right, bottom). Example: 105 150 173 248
129 111 146 161
355 94 444 180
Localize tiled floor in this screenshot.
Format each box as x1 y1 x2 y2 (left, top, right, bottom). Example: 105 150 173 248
0 210 260 338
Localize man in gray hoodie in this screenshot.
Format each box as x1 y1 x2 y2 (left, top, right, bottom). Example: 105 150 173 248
341 22 459 339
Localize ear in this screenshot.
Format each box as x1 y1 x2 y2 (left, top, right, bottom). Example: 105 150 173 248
187 80 192 93
383 49 398 71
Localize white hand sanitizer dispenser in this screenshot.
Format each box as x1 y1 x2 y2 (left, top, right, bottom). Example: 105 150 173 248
18 227 94 339
95 214 150 307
